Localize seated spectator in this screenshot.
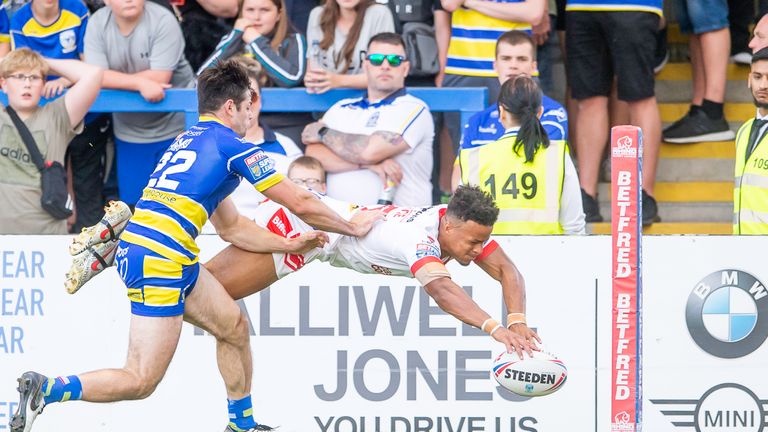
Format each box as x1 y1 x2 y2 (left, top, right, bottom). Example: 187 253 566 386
287 155 327 194
457 76 585 234
0 48 102 234
226 56 303 215
304 0 394 93
84 0 196 206
0 5 9 57
303 32 434 207
198 0 306 87
451 30 567 190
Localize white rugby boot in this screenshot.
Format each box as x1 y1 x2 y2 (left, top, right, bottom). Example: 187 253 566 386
224 423 276 431
9 371 46 432
69 200 132 256
64 238 120 294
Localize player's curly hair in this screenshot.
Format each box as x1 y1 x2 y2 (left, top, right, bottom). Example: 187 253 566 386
197 58 254 114
446 185 499 227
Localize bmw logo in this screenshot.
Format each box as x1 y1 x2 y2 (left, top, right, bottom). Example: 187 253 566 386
686 270 768 358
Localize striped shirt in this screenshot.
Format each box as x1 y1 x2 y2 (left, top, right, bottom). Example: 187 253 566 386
446 2 531 77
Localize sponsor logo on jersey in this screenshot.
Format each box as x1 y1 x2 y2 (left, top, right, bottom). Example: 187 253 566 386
415 242 439 259
245 151 274 179
371 264 392 275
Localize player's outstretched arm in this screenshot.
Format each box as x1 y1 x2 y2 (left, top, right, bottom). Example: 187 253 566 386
262 178 382 237
475 245 542 346
423 276 535 358
210 197 329 253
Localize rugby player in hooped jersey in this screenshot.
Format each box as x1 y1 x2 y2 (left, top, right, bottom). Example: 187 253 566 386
10 59 382 432
208 184 542 357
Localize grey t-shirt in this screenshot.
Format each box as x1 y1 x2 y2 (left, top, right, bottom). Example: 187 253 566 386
306 4 394 75
85 1 195 143
0 98 83 234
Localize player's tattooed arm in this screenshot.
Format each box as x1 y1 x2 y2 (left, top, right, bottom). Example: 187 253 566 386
321 129 409 165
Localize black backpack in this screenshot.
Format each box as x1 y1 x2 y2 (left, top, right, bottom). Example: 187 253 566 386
381 0 440 77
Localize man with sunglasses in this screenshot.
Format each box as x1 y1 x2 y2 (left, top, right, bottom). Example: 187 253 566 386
303 32 434 208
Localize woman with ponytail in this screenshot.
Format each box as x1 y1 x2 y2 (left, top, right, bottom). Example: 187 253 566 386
458 76 586 235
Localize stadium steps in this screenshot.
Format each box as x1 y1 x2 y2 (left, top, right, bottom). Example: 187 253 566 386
587 59 747 234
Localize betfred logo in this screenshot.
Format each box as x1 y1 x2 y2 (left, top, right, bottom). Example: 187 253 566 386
266 208 293 238
612 136 638 158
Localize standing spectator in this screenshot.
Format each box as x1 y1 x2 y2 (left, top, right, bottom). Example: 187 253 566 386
11 0 114 233
733 47 768 234
566 0 663 225
285 0 319 35
176 0 239 70
451 30 567 189
304 0 394 92
0 4 10 57
0 48 102 234
303 32 434 206
197 0 310 145
663 0 735 144
84 0 196 206
728 0 755 65
750 13 768 53
458 76 585 234
438 0 545 203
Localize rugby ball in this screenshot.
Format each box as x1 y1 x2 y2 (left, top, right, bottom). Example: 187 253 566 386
492 350 567 397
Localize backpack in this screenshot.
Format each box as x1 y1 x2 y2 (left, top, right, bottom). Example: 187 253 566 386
380 0 439 77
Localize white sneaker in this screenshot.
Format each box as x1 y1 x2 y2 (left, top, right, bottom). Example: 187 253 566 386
69 201 132 256
65 238 120 294
9 371 46 432
731 51 752 65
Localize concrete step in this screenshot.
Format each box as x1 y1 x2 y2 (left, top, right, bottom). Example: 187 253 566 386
656 63 749 81
597 201 732 223
660 103 753 123
656 157 734 182
655 80 752 104
597 182 732 203
659 140 734 159
587 222 731 235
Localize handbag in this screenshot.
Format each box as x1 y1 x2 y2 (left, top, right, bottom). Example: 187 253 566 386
5 105 73 220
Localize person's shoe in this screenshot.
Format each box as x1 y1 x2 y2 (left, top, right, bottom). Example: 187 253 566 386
224 423 276 431
653 26 669 74
69 200 132 256
581 188 603 223
662 110 736 144
731 51 752 66
64 238 120 294
642 190 661 226
9 371 47 432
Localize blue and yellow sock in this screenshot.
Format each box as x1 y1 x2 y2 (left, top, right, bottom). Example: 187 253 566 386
227 395 256 431
42 375 82 404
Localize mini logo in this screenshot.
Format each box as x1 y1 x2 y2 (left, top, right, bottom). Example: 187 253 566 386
371 264 392 275
415 242 439 259
366 111 380 127
59 29 76 53
611 410 635 431
611 136 637 158
525 384 534 393
478 124 498 134
615 411 630 424
651 383 768 431
686 270 768 358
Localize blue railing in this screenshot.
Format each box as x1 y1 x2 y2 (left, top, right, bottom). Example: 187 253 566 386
2 87 488 129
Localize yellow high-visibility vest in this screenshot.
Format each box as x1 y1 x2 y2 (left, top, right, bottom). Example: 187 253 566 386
459 131 567 234
734 118 768 234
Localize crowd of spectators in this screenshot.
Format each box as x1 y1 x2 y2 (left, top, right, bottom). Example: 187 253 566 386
0 0 766 236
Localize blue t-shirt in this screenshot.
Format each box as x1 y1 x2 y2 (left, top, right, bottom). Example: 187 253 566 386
460 94 568 150
10 0 89 59
121 118 284 264
0 4 10 45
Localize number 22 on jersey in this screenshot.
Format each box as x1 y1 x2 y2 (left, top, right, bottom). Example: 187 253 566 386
147 150 198 191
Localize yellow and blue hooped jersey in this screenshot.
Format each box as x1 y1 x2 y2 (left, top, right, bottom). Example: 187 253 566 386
0 4 9 46
10 0 88 59
121 117 284 265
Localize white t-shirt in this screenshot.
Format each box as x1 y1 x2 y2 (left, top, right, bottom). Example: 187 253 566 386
322 89 434 207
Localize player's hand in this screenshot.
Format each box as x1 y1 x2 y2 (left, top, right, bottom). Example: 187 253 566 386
368 158 403 184
138 78 171 103
302 121 326 144
492 326 537 359
507 322 542 348
43 77 72 99
287 230 329 254
349 208 385 237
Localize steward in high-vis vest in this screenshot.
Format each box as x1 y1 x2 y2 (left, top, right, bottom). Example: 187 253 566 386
458 76 585 235
734 47 768 234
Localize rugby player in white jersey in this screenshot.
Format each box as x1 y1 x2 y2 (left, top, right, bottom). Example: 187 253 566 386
208 183 541 355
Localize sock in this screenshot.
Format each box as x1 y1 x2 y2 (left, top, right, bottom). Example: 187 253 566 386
701 99 724 120
227 395 257 431
42 375 82 404
689 104 703 115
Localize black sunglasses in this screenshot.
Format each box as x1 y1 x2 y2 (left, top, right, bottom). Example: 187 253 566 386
364 53 408 67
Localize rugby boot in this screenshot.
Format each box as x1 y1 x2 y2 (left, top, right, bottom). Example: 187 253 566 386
9 371 46 432
64 238 120 294
69 200 132 256
224 423 276 431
